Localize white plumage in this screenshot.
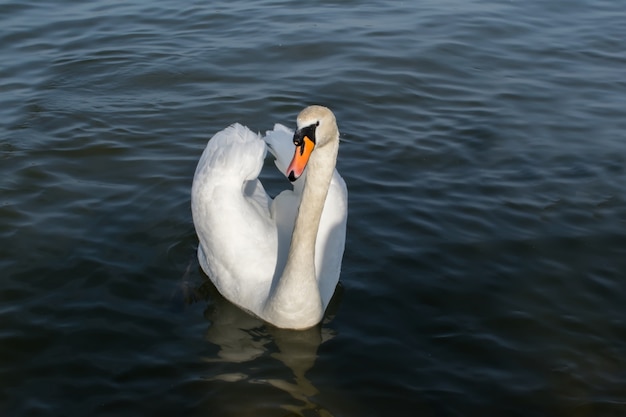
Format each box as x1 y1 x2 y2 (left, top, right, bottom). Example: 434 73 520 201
191 106 347 329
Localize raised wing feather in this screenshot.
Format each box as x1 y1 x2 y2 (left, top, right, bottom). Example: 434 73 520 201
191 123 277 313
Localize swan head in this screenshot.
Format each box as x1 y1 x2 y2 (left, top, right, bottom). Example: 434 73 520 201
287 105 339 182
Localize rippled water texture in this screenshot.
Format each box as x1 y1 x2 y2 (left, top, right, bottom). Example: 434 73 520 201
2 1 626 416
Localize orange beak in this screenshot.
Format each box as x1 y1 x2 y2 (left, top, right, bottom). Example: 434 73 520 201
286 135 315 182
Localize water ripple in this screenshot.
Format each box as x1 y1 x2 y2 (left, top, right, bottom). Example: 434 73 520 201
2 0 626 416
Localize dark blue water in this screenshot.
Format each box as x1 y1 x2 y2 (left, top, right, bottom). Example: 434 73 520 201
2 1 626 416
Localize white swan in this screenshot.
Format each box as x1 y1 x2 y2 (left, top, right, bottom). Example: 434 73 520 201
191 105 347 329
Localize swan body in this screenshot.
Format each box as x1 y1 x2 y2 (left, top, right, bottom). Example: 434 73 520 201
191 106 347 329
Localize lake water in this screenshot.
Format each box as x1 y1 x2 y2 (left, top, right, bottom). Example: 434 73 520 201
2 0 626 416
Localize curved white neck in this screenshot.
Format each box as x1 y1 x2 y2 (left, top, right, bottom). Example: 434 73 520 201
263 137 339 329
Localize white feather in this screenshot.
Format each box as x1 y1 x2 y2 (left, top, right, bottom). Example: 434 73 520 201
191 106 347 329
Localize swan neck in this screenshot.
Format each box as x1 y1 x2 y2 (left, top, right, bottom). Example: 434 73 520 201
264 135 338 329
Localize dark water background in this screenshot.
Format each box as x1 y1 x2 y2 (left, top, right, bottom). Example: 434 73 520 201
2 1 626 416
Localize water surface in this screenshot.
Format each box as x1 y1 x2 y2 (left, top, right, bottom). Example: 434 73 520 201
2 1 626 416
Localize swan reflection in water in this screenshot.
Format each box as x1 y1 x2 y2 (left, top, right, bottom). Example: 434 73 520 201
179 274 343 416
